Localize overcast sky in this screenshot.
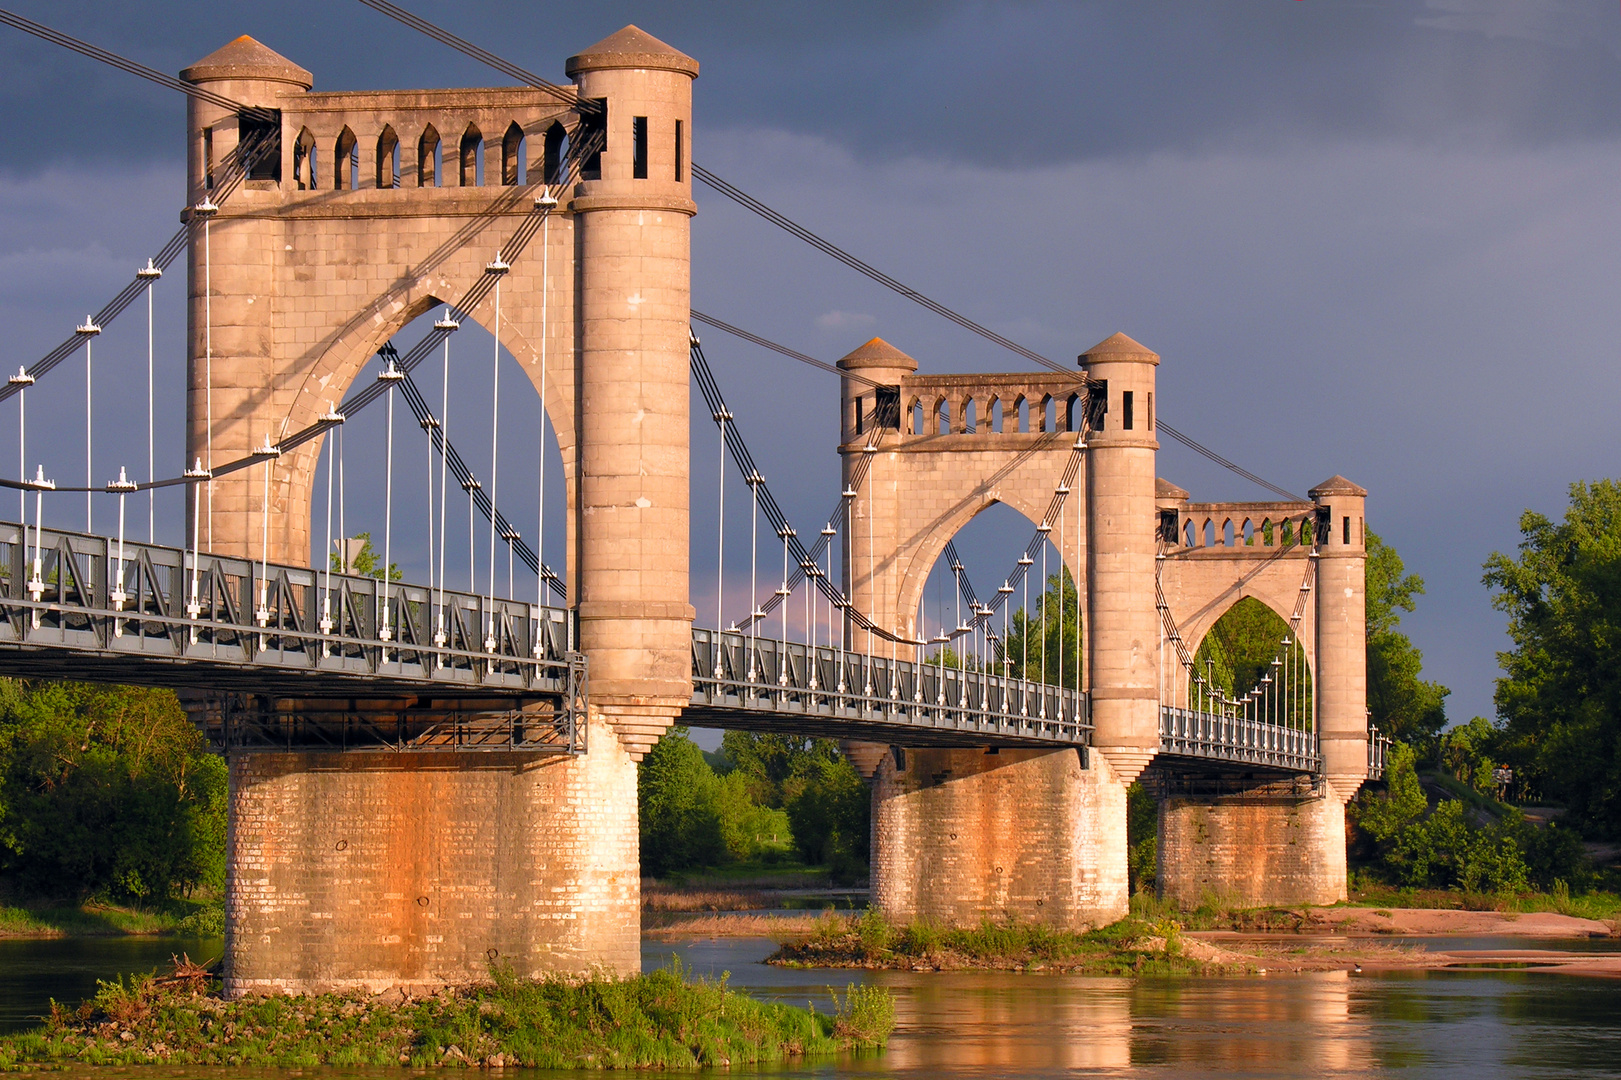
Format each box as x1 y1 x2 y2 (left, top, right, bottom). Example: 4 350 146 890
2 0 1619 726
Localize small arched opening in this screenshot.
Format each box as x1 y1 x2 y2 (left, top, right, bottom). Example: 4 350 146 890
502 122 525 186
418 125 442 187
460 123 484 187
376 125 401 189
963 398 977 434
334 127 358 190
542 122 566 184
293 127 317 190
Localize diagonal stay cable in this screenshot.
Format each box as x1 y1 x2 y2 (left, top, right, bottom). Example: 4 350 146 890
691 165 1070 375
344 1 1308 506
0 9 276 121
390 353 566 597
1157 421 1304 502
0 136 275 405
354 0 593 113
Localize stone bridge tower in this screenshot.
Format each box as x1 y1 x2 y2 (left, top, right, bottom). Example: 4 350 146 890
180 27 696 994
839 332 1371 925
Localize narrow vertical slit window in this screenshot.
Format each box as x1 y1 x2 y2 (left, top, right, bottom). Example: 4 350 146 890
203 127 214 190
632 116 648 179
674 119 684 181
1122 390 1134 431
1147 391 1154 431
1343 515 1351 545
854 396 864 436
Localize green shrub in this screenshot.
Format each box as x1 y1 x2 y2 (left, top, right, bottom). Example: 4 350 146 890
0 680 225 904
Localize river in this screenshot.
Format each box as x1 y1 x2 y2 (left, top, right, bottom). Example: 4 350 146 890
2 934 1619 1076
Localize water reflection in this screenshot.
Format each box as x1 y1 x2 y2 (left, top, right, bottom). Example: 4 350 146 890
0 936 1615 1077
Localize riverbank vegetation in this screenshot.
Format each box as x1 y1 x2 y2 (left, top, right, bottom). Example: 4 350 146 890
638 729 869 883
0 960 894 1070
0 679 227 935
769 908 1229 975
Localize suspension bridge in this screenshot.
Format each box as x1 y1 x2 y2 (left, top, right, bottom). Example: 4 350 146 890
0 7 1384 994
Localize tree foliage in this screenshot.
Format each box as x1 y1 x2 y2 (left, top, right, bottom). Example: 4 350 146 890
1351 742 1589 891
636 729 792 877
1366 531 1449 755
0 680 226 903
1004 567 1082 688
1484 480 1621 836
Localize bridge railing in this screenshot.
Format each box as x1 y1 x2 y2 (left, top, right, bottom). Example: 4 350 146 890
692 628 1089 743
1367 722 1391 781
0 522 576 697
1158 705 1320 773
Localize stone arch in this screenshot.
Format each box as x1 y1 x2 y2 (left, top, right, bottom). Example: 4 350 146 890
263 235 577 581
1015 395 1029 433
459 123 483 186
1065 392 1081 432
963 397 977 434
334 126 358 190
417 124 441 187
293 127 317 190
376 125 400 189
986 395 1002 433
890 494 1079 648
1222 518 1234 546
501 121 525 185
908 396 923 435
1185 596 1314 720
933 395 949 436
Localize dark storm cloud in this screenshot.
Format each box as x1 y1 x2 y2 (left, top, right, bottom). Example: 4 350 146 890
2 1 1619 175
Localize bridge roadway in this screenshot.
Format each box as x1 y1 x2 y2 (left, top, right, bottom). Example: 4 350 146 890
0 522 1326 775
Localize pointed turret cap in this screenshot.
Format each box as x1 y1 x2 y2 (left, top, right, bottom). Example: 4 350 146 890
567 25 699 77
181 35 312 88
1156 478 1190 502
837 337 918 374
1079 332 1159 365
1309 475 1368 498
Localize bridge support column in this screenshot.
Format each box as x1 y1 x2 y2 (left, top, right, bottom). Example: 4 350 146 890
223 715 638 996
871 746 1129 928
1156 787 1349 908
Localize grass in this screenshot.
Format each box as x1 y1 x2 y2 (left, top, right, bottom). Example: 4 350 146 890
0 959 895 1070
1343 880 1621 922
0 896 223 939
655 862 845 890
768 908 1230 975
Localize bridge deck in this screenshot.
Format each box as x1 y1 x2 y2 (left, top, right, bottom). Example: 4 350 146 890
690 628 1088 747
0 524 584 751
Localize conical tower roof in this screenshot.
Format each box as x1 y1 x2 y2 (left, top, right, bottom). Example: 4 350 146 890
1309 475 1368 498
1079 331 1159 365
837 337 918 373
567 25 698 77
1155 478 1190 501
181 35 312 88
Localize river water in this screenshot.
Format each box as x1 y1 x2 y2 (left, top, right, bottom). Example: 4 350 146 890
2 934 1619 1077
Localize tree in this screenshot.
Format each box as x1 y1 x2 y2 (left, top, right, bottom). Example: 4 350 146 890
1484 480 1621 837
0 680 226 904
330 532 401 581
637 729 795 877
1366 531 1449 756
719 732 870 880
1004 567 1082 688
